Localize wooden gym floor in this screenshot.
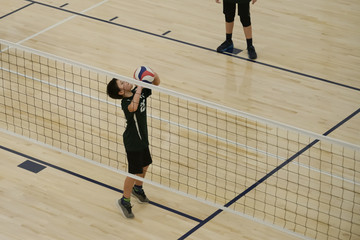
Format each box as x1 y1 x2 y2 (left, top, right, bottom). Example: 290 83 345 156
0 0 359 239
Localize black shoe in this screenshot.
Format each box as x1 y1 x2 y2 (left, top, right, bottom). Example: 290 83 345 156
116 199 134 218
132 187 150 203
247 45 257 59
217 40 234 53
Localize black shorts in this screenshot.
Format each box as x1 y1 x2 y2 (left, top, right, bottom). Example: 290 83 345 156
126 147 152 174
223 0 251 26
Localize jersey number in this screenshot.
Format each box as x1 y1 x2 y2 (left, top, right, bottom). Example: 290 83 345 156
140 98 146 112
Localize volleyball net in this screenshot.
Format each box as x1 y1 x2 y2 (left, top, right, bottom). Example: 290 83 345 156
1 39 359 240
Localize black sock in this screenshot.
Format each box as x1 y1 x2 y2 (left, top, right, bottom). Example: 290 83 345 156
246 38 253 48
226 33 232 42
134 185 143 191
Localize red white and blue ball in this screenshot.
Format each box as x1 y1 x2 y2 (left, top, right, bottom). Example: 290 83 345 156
133 66 155 83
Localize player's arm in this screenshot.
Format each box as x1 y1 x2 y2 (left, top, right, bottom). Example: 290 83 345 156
128 86 143 112
152 72 160 86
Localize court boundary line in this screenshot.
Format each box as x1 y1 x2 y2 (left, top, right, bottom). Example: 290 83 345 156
0 144 203 223
178 107 360 240
0 2 34 19
10 0 357 92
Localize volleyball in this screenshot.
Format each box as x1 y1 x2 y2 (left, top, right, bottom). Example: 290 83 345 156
133 66 155 83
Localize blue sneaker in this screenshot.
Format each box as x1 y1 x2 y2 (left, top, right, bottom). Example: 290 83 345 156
217 40 234 53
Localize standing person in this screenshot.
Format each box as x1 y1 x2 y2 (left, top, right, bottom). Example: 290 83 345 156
216 0 257 59
106 70 160 218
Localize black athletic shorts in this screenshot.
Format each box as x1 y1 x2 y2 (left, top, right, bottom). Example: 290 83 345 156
223 0 251 26
126 147 152 174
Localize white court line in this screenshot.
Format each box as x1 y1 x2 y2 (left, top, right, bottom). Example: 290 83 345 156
12 0 108 46
1 66 359 187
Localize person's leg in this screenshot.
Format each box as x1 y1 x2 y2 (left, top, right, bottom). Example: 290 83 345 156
132 165 150 203
123 176 136 199
243 25 252 40
117 150 145 218
226 21 234 35
132 148 152 203
119 165 149 218
217 1 236 53
117 176 136 218
239 2 257 59
134 165 148 186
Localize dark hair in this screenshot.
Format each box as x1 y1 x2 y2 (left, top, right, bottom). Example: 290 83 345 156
107 78 123 99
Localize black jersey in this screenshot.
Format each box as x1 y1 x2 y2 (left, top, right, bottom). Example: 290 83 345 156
121 87 152 151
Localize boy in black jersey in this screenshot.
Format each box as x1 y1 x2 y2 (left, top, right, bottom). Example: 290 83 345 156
106 71 160 218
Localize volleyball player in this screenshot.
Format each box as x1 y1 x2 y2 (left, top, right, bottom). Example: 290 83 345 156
216 0 258 59
106 71 160 218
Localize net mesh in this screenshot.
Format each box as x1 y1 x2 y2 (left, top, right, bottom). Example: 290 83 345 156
1 39 359 240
